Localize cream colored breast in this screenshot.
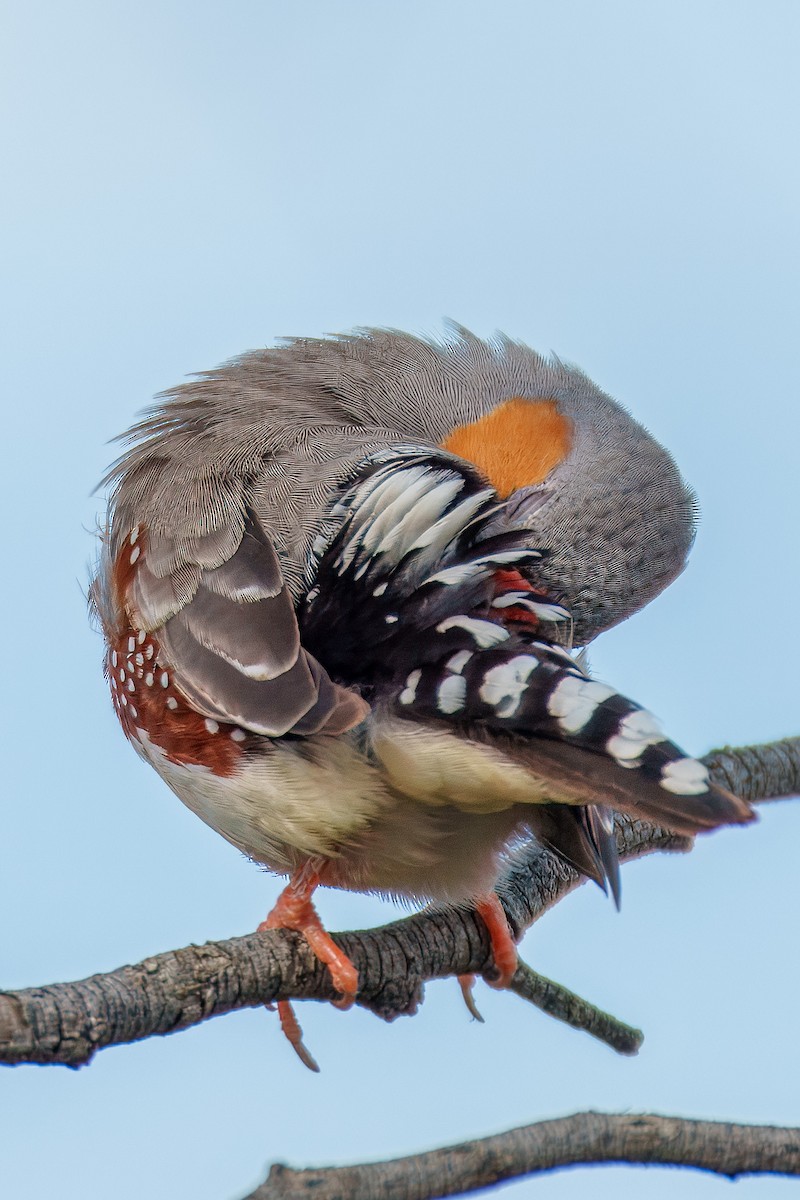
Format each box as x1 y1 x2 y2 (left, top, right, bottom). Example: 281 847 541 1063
370 713 556 814
135 729 390 867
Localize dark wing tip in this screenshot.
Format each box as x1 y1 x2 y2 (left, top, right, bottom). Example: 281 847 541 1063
688 782 756 832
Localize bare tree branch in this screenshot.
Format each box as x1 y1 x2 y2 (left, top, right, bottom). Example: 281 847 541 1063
508 961 643 1055
704 736 800 803
248 1112 800 1200
1 738 796 1069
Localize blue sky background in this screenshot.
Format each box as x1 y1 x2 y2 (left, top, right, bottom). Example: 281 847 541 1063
1 3 798 1197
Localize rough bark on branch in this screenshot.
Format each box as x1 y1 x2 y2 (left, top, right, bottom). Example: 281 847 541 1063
1 737 796 1069
705 736 800 803
249 1111 800 1200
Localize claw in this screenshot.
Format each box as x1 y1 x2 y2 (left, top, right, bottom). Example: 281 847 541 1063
458 973 485 1022
274 999 320 1072
259 865 359 1068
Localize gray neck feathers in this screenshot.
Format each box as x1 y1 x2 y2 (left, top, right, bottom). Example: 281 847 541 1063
506 371 697 643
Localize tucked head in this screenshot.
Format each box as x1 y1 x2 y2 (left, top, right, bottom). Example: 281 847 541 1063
101 325 697 645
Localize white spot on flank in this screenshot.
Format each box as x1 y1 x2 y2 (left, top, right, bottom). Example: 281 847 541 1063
400 669 422 705
110 676 118 690
119 669 126 682
130 546 141 564
607 708 665 764
128 704 138 719
145 673 154 687
205 719 220 734
135 653 144 666
111 650 118 668
547 675 617 734
437 674 467 714
137 629 146 644
160 672 169 688
127 679 135 693
120 694 127 707
661 758 710 795
446 650 472 674
479 656 538 718
166 696 178 710
436 616 510 648
230 727 247 742
128 637 136 653
130 526 140 545
385 614 399 624
145 643 154 659
373 581 388 596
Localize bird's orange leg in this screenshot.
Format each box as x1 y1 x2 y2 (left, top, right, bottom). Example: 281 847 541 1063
476 893 519 987
458 893 519 1018
258 866 358 1071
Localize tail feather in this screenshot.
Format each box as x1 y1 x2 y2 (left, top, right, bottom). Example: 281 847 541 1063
585 805 622 908
303 451 755 889
532 803 622 907
396 646 755 847
511 734 753 837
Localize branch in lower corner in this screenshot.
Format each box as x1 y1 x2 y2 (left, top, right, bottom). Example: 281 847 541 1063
247 1111 800 1200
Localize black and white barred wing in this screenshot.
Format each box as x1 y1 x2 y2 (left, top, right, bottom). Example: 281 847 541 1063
301 452 552 678
303 451 752 844
397 638 754 836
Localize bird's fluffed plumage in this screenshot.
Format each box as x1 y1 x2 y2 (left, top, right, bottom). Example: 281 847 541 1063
94 325 752 915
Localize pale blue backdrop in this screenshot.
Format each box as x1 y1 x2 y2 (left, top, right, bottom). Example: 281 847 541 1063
1 2 798 1197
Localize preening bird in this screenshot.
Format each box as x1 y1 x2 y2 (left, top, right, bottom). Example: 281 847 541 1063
93 326 754 1068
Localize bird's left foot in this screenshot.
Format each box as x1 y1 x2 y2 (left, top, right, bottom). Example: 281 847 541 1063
476 892 519 987
458 893 519 1018
259 867 358 1069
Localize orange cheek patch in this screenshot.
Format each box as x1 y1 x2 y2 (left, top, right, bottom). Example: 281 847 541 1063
440 397 572 497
